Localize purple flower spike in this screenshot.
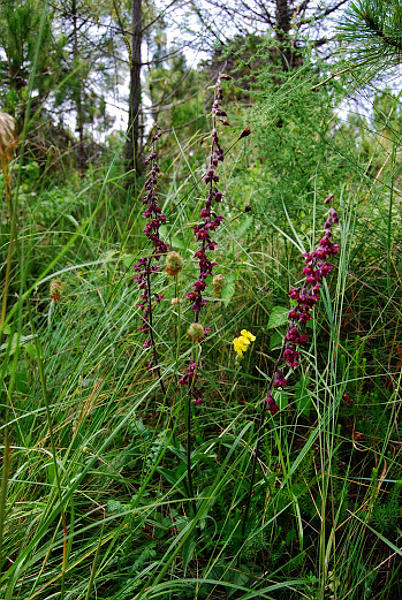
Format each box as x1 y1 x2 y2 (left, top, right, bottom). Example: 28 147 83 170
133 127 169 395
189 76 226 320
263 198 341 415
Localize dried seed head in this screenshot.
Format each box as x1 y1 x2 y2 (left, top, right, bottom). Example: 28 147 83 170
165 251 184 276
212 273 225 297
0 113 17 164
186 322 206 341
239 127 251 140
50 279 63 302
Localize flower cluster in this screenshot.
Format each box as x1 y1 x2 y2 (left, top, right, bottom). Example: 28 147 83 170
133 127 169 351
264 202 341 415
187 76 227 316
233 329 256 357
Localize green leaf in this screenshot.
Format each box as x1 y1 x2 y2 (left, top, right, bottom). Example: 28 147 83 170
121 254 135 268
235 215 253 238
221 282 236 307
295 374 311 417
277 391 289 410
267 305 289 329
269 331 283 350
182 531 196 574
14 368 29 393
170 235 189 251
107 499 127 514
25 343 36 361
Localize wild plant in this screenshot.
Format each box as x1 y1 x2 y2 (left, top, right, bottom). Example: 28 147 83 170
178 75 228 514
242 197 341 534
133 127 169 395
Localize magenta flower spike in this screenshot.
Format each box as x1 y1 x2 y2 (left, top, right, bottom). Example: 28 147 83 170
133 127 169 390
264 200 341 414
187 77 226 320
182 75 228 405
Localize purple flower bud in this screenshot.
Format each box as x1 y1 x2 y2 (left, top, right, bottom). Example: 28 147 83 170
329 207 339 224
264 393 280 415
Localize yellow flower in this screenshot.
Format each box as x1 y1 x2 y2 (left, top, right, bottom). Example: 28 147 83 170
241 329 256 342
232 329 256 357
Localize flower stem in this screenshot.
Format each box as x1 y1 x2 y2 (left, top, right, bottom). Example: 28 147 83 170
1 169 14 329
186 390 197 517
241 350 284 536
241 399 268 536
0 166 14 571
145 259 166 396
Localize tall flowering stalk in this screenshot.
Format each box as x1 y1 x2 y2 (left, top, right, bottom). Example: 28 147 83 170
180 74 227 404
187 78 226 318
179 76 228 514
242 200 341 534
133 127 169 395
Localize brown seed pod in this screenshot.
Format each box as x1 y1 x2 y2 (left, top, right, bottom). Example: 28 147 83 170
165 251 184 276
186 322 205 341
0 113 17 166
212 273 225 297
49 279 63 302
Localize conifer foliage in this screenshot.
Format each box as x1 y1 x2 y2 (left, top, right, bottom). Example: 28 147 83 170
339 0 402 70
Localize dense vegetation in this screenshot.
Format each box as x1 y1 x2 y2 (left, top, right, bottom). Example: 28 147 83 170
0 1 401 599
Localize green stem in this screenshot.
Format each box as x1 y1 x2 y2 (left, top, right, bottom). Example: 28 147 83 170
386 143 396 295
186 391 196 517
1 170 14 330
0 429 10 571
0 167 14 572
29 308 67 599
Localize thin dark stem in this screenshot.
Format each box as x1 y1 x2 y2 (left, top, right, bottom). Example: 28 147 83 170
241 400 268 536
186 391 197 517
241 350 284 536
145 259 166 397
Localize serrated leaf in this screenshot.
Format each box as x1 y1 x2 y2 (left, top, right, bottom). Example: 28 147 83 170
267 306 289 329
221 282 235 307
